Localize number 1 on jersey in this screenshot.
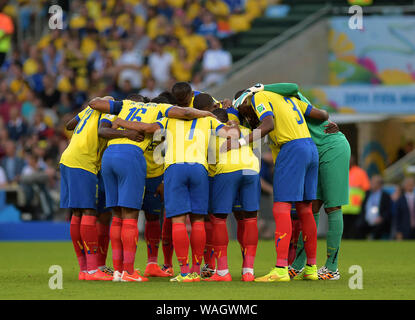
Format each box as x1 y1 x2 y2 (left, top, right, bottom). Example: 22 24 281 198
188 119 198 140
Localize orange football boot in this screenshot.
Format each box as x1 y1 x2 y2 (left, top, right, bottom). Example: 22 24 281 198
84 269 113 281
121 270 149 282
241 272 255 282
144 263 172 277
202 272 232 282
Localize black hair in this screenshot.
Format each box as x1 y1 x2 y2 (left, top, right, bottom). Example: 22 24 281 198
158 91 178 105
193 93 214 110
212 108 229 123
126 93 145 102
234 89 245 100
151 96 170 104
172 82 192 106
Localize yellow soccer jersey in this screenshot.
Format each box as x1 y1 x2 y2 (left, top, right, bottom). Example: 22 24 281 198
212 125 259 176
60 107 114 175
144 137 165 178
251 91 312 147
157 116 224 171
268 137 280 164
97 113 117 171
107 100 173 152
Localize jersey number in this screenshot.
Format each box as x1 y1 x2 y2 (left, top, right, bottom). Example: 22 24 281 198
74 108 94 134
125 107 147 122
284 97 304 125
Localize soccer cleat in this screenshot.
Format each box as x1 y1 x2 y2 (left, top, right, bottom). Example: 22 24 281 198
302 265 318 281
144 263 172 277
203 272 232 282
288 266 304 280
121 270 149 282
84 269 113 281
254 267 290 282
161 265 174 276
78 271 87 280
190 272 201 282
201 264 215 279
170 273 195 283
241 272 255 282
318 266 340 280
112 270 122 282
98 266 114 276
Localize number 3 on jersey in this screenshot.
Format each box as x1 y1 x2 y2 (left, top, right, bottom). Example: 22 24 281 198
284 97 304 125
74 108 94 134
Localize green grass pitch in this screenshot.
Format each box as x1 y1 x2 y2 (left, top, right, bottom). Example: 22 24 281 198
1 240 414 300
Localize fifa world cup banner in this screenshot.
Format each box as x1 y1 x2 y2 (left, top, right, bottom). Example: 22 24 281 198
303 85 415 114
329 16 415 85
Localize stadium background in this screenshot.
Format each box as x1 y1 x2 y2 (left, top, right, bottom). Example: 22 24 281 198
0 0 414 244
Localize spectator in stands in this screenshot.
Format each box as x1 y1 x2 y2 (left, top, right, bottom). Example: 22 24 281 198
395 177 415 240
39 75 60 109
355 175 392 239
148 37 173 89
139 77 162 100
0 91 20 123
42 44 63 76
190 72 204 92
202 37 232 87
342 155 371 239
133 26 150 54
157 0 174 20
116 39 143 90
171 46 194 82
20 153 54 220
0 140 25 184
395 140 414 162
180 24 208 63
7 107 28 141
197 11 218 37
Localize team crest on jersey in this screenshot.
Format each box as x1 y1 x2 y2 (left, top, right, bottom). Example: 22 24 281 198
256 104 265 113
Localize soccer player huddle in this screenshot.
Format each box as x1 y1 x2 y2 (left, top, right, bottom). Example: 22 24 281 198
60 81 351 283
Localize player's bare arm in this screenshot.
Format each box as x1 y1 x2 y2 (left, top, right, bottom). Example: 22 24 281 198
220 115 274 153
324 120 340 134
98 121 144 142
65 116 80 131
112 118 161 134
88 96 115 113
217 121 241 139
167 106 217 120
307 107 329 122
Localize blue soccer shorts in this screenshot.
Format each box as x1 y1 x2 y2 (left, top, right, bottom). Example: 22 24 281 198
101 144 147 210
273 138 319 202
210 170 260 214
164 163 209 218
60 164 97 210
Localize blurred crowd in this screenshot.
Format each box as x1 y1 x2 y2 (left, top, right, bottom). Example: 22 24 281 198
0 0 267 220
